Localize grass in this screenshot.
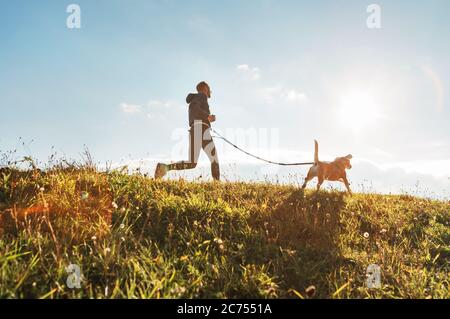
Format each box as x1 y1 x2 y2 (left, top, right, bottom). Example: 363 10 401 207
0 159 449 299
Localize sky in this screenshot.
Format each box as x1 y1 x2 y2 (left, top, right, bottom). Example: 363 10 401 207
0 0 449 199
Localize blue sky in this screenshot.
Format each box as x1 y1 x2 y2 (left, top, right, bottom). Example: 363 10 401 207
1 0 449 198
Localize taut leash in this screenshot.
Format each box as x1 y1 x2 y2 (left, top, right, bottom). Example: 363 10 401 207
210 127 314 166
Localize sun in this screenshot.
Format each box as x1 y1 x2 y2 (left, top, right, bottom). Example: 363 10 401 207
337 90 381 133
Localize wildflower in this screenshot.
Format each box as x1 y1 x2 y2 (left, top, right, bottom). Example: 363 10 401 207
120 237 126 242
170 285 186 295
305 285 316 298
119 223 125 230
32 282 37 287
81 192 89 200
91 236 97 241
39 187 45 192
363 232 370 239
219 244 225 251
180 255 189 262
214 238 223 245
380 229 387 234
105 248 111 254
285 249 297 257
266 286 277 295
112 202 118 209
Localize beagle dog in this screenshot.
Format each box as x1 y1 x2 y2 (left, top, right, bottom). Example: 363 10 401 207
302 140 353 194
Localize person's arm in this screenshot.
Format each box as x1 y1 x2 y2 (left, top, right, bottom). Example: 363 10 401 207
203 100 216 122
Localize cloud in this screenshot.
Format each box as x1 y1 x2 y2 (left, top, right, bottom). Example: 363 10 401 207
234 65 307 107
261 86 307 105
147 100 173 108
349 159 449 200
120 99 183 119
236 64 250 71
236 64 261 80
285 90 307 102
120 103 142 114
376 159 450 179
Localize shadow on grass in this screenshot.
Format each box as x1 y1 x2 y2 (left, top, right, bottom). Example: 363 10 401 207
241 189 350 298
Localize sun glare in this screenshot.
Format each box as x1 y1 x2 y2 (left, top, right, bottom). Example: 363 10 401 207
337 90 381 133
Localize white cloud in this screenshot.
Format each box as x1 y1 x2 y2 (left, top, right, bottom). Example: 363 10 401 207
285 90 307 102
120 99 184 120
120 103 142 114
147 100 173 108
261 86 307 105
376 159 450 179
349 159 449 200
236 64 249 71
237 64 261 80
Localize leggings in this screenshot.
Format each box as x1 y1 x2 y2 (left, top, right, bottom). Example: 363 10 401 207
168 121 220 180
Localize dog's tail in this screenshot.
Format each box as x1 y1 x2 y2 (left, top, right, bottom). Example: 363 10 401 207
314 140 319 164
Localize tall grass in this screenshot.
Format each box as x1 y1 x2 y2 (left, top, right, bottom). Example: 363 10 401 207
0 158 448 299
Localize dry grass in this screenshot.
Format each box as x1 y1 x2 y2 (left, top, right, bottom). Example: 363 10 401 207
0 160 448 299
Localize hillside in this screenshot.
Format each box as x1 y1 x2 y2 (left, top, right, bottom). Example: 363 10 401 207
0 165 449 299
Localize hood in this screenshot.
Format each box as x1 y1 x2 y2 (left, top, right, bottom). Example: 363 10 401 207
186 93 204 104
186 93 197 104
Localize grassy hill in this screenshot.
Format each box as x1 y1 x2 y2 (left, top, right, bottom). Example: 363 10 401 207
0 164 448 299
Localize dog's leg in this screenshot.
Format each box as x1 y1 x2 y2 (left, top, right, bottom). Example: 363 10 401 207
302 176 311 189
316 176 323 192
302 168 315 189
343 176 352 195
301 180 308 189
316 182 323 192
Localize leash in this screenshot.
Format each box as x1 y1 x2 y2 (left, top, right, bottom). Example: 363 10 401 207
210 127 314 166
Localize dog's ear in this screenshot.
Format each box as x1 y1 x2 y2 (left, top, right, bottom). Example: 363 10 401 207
346 154 353 159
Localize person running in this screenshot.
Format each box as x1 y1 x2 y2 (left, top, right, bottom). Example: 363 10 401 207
154 81 220 180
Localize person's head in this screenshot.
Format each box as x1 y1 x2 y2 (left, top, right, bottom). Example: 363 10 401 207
196 81 211 98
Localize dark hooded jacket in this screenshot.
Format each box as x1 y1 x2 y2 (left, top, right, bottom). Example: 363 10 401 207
186 93 211 127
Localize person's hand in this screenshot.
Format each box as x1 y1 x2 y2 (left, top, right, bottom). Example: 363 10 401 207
208 115 216 122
